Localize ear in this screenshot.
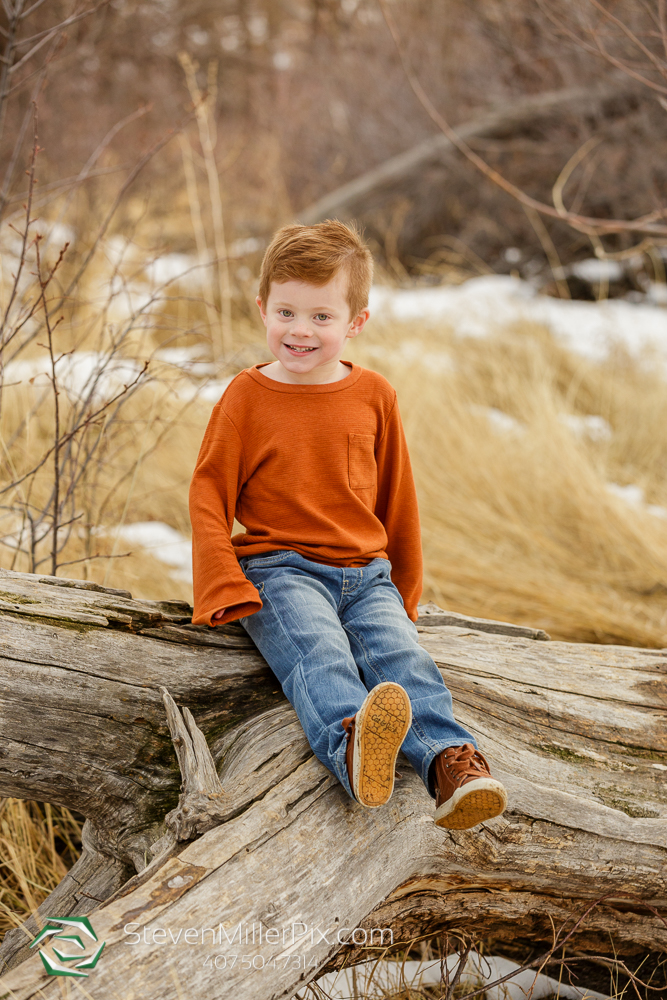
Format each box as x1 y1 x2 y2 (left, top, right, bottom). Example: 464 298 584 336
346 307 370 339
256 295 267 325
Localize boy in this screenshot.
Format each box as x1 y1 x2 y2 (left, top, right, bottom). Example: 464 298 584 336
189 220 507 830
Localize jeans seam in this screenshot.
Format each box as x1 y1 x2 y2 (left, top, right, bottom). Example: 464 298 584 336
257 581 304 663
241 550 292 570
343 622 389 686
333 742 352 795
258 584 343 747
343 567 363 597
345 621 444 754
338 572 348 612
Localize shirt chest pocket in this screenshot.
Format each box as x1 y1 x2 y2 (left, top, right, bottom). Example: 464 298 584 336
348 433 377 490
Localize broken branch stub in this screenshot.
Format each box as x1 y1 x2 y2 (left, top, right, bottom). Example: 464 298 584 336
160 686 229 841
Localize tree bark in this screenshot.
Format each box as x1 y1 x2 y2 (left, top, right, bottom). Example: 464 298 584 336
0 566 665 1000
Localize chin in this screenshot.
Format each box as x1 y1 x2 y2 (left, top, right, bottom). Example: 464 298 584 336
283 355 317 366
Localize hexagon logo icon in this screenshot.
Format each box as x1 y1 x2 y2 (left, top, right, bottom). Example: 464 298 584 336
30 916 105 977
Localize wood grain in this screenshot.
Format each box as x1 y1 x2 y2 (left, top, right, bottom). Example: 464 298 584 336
0 566 665 999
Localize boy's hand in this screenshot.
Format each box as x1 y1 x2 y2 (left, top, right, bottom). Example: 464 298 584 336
211 601 255 624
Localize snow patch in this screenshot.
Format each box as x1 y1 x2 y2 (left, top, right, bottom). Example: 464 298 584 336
316 953 609 1000
559 413 613 442
369 276 667 363
570 258 623 283
606 483 667 519
144 253 206 289
472 406 523 435
109 522 192 582
647 282 667 306
3 352 146 403
362 340 454 372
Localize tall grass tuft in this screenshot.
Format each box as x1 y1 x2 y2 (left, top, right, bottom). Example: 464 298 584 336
0 799 81 938
349 314 667 645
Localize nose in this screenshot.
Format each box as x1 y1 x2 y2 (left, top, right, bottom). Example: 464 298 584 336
290 321 312 338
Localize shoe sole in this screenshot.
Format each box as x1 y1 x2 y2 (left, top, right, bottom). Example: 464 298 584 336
433 778 508 830
353 682 412 808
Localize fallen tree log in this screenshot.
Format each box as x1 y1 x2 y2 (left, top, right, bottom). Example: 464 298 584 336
0 566 665 1000
296 77 640 225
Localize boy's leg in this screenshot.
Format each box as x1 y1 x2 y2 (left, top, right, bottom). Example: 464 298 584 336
238 551 409 802
338 558 480 794
339 560 507 827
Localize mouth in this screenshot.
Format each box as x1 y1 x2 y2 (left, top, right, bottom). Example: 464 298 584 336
284 344 317 354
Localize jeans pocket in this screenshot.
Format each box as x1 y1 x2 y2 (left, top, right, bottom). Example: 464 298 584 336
241 550 290 571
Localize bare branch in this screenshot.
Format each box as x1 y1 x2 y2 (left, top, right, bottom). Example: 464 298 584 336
453 892 667 1000
56 551 131 569
0 362 149 498
587 0 667 82
10 3 108 55
0 36 53 220
660 0 667 60
34 234 68 574
537 0 667 95
19 0 54 19
378 0 667 237
0 108 38 345
61 111 198 301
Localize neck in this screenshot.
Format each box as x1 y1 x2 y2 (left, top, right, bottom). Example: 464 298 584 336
260 360 351 384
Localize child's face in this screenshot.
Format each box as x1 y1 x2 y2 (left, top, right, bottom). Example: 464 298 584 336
256 271 369 383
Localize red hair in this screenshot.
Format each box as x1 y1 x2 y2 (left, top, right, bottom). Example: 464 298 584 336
259 219 373 318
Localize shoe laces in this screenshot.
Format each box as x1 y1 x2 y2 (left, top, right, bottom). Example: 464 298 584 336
441 743 490 784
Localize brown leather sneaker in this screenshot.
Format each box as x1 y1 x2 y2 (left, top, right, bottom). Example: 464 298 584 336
342 682 412 807
433 743 507 829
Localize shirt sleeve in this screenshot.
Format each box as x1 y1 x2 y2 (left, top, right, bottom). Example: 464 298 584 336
374 395 423 621
189 400 263 626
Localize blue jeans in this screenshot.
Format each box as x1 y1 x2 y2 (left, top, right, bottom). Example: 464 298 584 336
239 550 476 801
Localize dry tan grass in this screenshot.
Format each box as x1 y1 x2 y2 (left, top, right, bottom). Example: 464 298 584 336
349 316 667 645
3 297 667 641
0 799 81 939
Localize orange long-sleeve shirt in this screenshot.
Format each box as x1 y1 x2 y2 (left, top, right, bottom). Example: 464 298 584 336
189 361 423 626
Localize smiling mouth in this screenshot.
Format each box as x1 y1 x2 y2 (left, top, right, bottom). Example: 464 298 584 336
285 344 317 353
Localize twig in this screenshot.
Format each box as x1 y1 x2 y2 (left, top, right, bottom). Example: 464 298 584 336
179 53 233 357
0 29 56 222
377 0 667 237
56 551 131 569
0 106 38 346
43 103 152 252
443 938 473 1000
0 363 149 497
523 204 570 299
60 110 198 303
452 892 667 1000
34 236 67 574
586 0 667 84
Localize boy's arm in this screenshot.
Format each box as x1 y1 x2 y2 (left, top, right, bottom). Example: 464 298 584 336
189 401 262 626
374 395 423 622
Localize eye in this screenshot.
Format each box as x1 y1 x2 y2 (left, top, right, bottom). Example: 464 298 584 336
315 313 330 322
279 309 292 317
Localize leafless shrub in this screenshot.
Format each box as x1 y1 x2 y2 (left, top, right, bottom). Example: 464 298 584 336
0 106 235 579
